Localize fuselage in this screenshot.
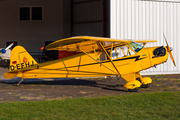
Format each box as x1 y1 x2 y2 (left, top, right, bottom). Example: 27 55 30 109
15 46 168 79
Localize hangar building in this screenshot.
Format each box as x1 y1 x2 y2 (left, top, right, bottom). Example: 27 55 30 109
111 0 179 75
0 0 179 75
0 0 110 52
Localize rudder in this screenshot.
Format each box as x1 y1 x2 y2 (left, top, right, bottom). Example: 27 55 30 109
9 46 38 71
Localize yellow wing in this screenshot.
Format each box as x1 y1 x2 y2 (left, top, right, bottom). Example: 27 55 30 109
45 36 157 52
45 36 131 52
134 40 157 43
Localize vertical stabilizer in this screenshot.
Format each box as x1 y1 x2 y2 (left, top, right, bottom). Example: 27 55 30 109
9 46 38 71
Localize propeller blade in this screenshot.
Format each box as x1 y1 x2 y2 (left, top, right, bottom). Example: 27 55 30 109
5 42 14 50
169 50 176 66
163 33 171 52
163 33 176 66
163 33 168 47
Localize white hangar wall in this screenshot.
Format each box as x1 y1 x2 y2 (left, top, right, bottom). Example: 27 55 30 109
110 0 180 75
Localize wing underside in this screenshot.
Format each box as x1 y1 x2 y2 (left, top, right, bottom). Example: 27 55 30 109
45 36 157 52
45 36 130 52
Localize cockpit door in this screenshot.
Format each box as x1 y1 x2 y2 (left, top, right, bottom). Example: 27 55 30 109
139 48 152 70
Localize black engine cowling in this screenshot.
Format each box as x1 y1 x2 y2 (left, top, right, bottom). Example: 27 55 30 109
153 46 166 57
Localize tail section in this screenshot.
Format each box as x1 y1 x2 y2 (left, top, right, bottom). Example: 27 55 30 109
9 46 37 71
4 46 38 79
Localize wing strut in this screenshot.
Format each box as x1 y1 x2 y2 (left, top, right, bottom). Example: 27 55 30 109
98 42 120 75
110 42 113 58
62 61 69 77
78 47 117 74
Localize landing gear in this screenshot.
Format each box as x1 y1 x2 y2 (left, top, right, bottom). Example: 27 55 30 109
136 76 152 88
141 83 151 88
128 87 139 92
123 80 141 92
16 78 24 86
121 72 152 92
140 77 152 88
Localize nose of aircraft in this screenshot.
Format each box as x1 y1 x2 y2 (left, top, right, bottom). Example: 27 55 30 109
166 46 173 51
170 47 173 51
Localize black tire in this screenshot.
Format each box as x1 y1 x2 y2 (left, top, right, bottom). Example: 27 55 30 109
141 83 151 88
128 87 139 92
136 78 141 82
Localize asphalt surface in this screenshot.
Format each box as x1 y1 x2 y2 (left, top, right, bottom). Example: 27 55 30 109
0 65 180 103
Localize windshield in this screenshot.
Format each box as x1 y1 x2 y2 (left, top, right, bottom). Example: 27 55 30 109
128 41 143 52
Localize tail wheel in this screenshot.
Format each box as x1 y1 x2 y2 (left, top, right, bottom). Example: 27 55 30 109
128 87 139 92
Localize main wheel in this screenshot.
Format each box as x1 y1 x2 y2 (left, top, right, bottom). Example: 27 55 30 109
141 83 151 88
124 80 141 92
128 87 139 92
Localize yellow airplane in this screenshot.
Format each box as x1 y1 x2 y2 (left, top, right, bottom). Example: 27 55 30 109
4 35 176 92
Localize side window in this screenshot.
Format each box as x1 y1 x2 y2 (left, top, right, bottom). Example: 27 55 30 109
100 52 106 61
116 45 135 58
128 42 143 52
99 45 136 61
111 49 119 59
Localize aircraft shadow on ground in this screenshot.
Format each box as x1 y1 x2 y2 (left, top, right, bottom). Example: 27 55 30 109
1 78 127 92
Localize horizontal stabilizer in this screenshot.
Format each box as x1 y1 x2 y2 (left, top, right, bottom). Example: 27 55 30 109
4 72 18 79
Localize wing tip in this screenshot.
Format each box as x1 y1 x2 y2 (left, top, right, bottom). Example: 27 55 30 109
134 40 157 43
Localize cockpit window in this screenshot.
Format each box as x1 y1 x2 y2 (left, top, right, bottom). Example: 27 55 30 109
128 41 143 52
99 41 143 61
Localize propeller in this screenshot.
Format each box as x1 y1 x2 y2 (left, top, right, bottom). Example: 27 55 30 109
163 33 176 66
0 42 14 54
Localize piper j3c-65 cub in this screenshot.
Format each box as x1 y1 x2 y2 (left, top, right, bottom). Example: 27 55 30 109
4 35 176 92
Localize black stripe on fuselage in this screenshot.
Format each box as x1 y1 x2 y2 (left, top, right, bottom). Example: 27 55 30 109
41 55 145 71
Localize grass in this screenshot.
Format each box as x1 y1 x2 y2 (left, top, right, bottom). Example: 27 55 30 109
0 91 180 120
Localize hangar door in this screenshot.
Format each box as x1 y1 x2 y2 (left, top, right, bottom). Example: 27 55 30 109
71 0 108 37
